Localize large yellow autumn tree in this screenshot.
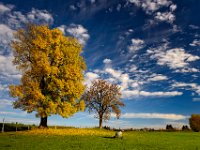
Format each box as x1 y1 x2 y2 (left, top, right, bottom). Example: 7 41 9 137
9 24 86 128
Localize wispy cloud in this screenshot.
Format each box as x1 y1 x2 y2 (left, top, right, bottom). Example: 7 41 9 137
148 74 168 81
154 11 175 23
0 3 54 82
103 58 112 64
0 55 21 79
122 90 182 98
150 48 199 69
172 82 200 95
190 39 200 47
118 112 188 120
84 59 183 99
189 25 199 30
129 0 172 14
128 0 176 23
0 3 13 14
0 111 27 116
58 24 90 46
0 116 38 124
128 38 145 52
84 72 100 87
0 99 13 108
27 8 54 25
193 97 200 102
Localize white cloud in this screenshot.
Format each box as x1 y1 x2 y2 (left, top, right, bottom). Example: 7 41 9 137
69 5 77 10
0 99 13 108
175 68 199 73
189 25 199 30
85 59 183 99
172 82 200 95
155 48 200 69
170 4 177 12
122 90 182 98
85 72 99 81
122 90 183 99
104 68 141 90
128 38 144 52
122 90 140 98
0 111 19 115
190 39 200 47
0 24 14 54
129 64 138 72
57 25 66 34
0 116 37 124
129 0 172 14
66 24 90 46
120 73 130 90
58 24 90 46
105 68 122 79
84 72 99 87
3 8 53 29
155 11 175 23
103 58 112 64
119 112 187 120
0 3 13 13
139 91 182 96
0 55 21 79
0 6 54 84
129 0 176 24
90 0 96 4
0 7 54 83
148 74 168 81
106 77 116 83
172 25 181 33
0 84 9 91
193 98 200 102
27 8 54 24
0 6 54 51
88 58 185 99
116 4 122 11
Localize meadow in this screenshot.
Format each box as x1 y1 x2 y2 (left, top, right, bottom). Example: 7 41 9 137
0 128 200 150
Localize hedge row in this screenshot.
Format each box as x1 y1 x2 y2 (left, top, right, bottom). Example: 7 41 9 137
0 123 35 132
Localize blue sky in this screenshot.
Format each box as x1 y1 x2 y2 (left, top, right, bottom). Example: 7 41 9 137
0 0 200 129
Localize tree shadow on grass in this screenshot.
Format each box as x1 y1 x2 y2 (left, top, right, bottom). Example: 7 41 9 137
4 144 12 148
103 136 115 139
103 136 123 139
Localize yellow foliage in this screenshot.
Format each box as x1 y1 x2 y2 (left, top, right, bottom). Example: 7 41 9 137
21 128 114 136
9 24 86 119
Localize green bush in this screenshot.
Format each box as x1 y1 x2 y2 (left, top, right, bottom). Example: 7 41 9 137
182 125 190 131
166 124 174 131
189 114 200 132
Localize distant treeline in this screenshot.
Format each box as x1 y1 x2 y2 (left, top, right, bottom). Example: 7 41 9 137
103 125 191 132
0 123 35 132
0 123 194 132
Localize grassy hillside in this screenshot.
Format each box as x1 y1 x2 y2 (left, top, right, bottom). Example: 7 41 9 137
0 128 200 150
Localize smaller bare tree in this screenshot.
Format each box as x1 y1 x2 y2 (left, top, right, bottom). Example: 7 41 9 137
83 79 125 128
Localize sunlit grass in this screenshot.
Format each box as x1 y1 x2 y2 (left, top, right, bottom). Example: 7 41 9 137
21 128 115 136
0 128 200 150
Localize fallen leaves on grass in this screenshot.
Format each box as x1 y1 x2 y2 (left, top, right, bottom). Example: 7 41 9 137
21 128 114 136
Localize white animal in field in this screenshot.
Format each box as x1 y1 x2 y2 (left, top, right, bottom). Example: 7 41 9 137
114 131 123 138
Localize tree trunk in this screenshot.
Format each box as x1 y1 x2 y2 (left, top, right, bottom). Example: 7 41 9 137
99 116 103 129
39 116 48 128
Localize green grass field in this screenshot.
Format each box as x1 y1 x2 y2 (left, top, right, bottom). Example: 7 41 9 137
0 129 200 150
